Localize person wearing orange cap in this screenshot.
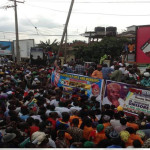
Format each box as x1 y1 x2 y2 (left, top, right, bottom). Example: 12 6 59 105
89 83 101 104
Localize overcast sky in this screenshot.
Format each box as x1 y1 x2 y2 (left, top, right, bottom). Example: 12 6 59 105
0 0 150 44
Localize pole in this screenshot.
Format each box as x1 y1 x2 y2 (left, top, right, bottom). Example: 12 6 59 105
14 0 20 63
64 28 67 63
57 0 74 58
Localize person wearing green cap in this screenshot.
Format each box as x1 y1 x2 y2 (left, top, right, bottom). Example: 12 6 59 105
84 141 94 148
88 124 107 144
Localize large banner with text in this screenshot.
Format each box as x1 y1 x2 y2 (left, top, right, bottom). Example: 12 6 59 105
51 72 103 101
124 88 150 115
103 80 150 115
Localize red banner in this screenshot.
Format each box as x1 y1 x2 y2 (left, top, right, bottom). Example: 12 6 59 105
136 26 150 63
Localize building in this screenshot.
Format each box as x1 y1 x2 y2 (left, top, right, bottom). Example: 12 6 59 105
81 26 117 43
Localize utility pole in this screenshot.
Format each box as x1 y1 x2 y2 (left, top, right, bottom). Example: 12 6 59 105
57 0 74 59
9 0 24 63
64 29 67 63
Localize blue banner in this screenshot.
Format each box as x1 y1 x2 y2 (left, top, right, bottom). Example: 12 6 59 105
51 72 103 100
0 41 12 55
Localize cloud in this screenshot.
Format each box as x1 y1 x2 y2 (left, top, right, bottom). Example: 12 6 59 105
20 16 61 29
0 16 15 31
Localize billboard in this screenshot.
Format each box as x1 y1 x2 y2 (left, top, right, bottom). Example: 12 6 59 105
14 39 34 58
102 80 131 108
124 88 150 115
136 26 150 63
51 72 103 104
0 41 12 55
103 80 150 115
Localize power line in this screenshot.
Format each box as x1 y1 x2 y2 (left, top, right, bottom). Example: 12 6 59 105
25 3 150 16
26 0 150 3
0 1 11 7
0 31 80 36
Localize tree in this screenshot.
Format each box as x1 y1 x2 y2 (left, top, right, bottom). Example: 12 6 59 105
74 37 129 63
36 39 59 65
37 39 59 53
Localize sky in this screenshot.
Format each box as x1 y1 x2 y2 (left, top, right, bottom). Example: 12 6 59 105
0 0 150 44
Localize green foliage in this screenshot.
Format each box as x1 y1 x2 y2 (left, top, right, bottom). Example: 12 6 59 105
74 37 129 63
37 39 59 52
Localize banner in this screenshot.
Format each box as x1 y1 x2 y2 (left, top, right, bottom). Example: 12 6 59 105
51 72 103 101
124 88 150 115
102 80 131 108
0 41 12 55
103 80 150 115
136 26 150 63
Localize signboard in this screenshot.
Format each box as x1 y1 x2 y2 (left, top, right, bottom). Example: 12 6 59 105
51 72 103 102
102 80 131 107
136 26 150 63
103 80 150 115
124 88 150 115
0 41 12 55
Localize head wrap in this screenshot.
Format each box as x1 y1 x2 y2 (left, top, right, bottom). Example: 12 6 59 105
84 141 94 148
117 106 123 112
97 124 104 132
120 131 130 142
136 130 145 139
109 130 119 139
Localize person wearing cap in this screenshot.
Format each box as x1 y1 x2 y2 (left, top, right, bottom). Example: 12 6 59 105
102 82 125 107
120 130 133 147
107 130 123 148
89 83 101 105
91 64 103 79
141 72 150 87
83 141 94 148
89 124 107 144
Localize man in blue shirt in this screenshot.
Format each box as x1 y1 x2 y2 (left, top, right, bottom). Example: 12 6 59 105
102 64 113 80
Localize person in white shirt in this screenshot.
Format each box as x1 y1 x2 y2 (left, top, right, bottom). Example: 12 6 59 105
50 99 59 107
70 102 82 114
110 113 121 128
45 105 62 118
55 106 71 114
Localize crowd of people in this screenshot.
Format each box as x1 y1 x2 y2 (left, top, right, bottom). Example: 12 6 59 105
62 59 150 88
0 57 149 148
